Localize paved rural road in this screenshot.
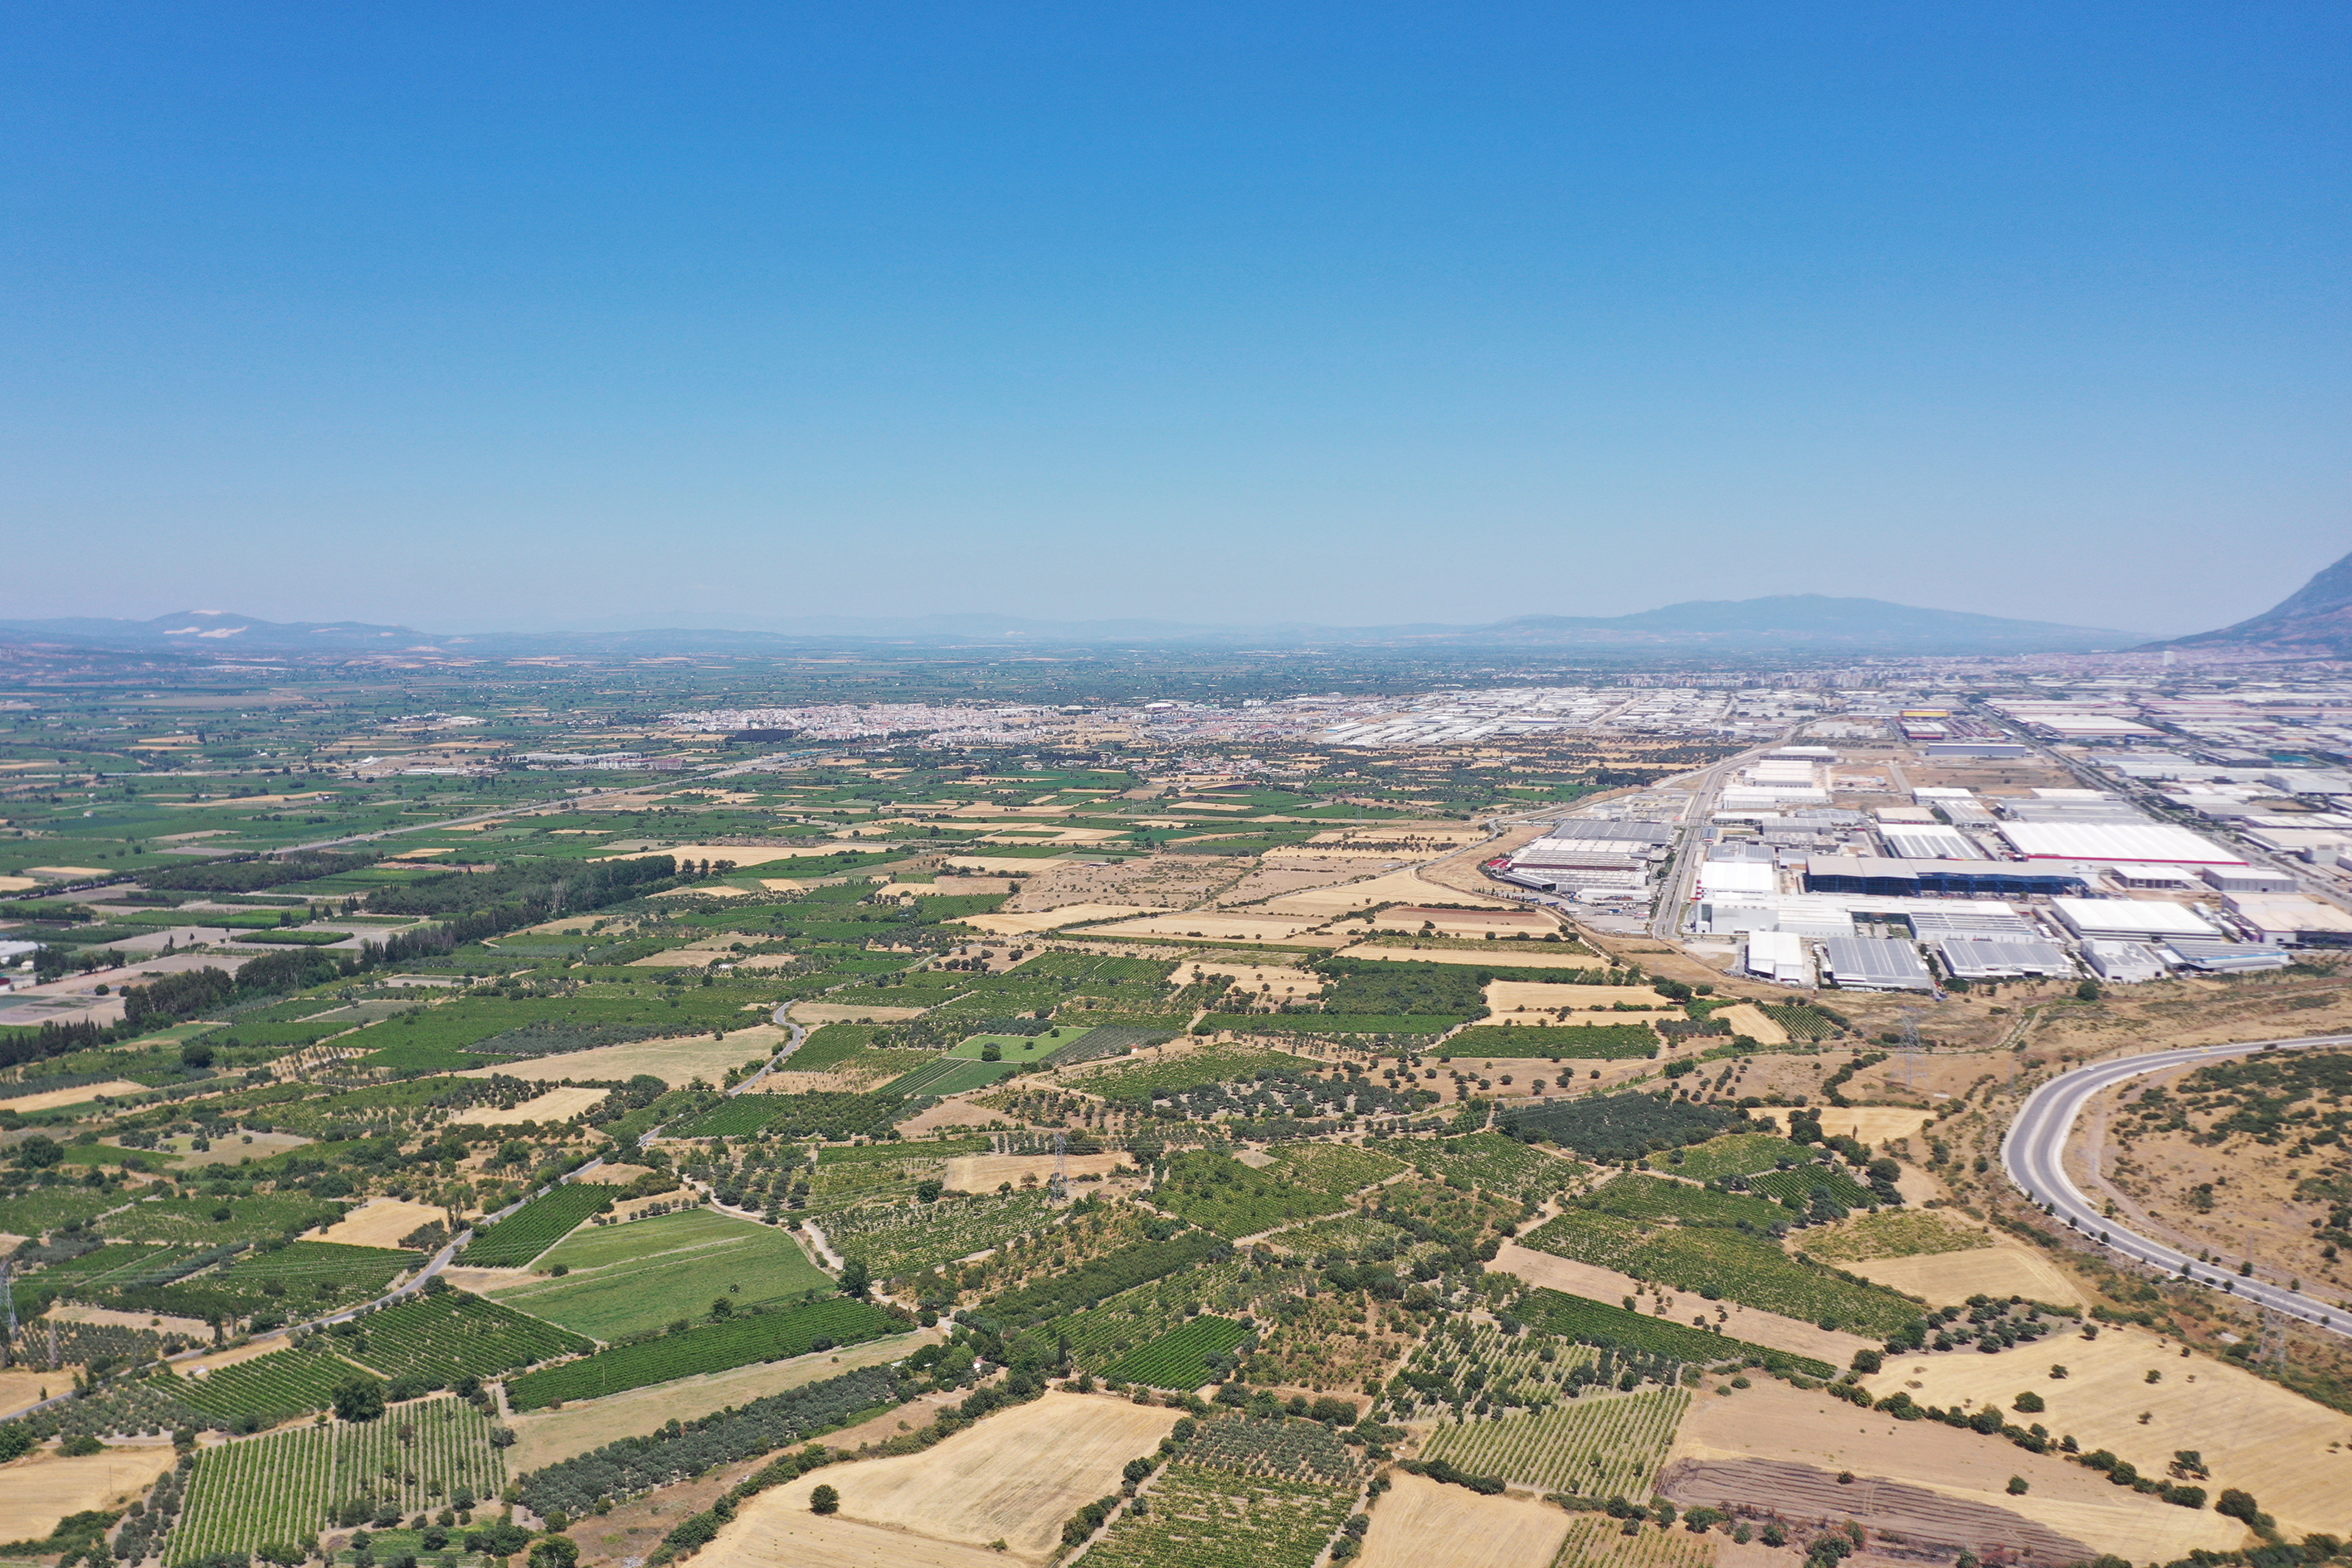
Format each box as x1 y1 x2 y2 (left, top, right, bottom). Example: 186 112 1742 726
2001 1032 2352 1340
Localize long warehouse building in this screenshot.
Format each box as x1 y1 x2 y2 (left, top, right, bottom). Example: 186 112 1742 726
1994 820 2248 866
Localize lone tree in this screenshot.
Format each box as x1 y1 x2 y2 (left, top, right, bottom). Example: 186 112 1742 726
331 1376 386 1424
810 1485 840 1516
839 1259 872 1299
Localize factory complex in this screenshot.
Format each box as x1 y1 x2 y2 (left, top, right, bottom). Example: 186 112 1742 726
1485 671 2352 994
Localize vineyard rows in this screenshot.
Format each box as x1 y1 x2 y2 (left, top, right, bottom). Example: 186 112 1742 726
1551 1514 1714 1568
1079 1464 1354 1568
164 1346 364 1421
822 1189 1055 1279
1520 1207 1920 1337
504 1297 899 1410
1183 1413 1365 1486
335 1290 592 1384
1100 1315 1249 1390
1049 1261 1248 1371
457 1186 609 1268
1366 1132 1582 1201
1387 1320 1603 1415
1419 1385 1691 1497
167 1397 505 1566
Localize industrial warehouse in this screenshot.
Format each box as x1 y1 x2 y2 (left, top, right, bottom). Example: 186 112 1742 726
1489 730 2352 994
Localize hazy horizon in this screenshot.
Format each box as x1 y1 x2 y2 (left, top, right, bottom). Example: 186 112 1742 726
7 3 2346 638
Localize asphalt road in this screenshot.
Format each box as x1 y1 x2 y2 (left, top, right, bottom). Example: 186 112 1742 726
2000 1033 2352 1339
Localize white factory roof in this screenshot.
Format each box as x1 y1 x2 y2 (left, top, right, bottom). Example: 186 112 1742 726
1995 820 2247 865
1743 929 1809 985
1720 786 1830 809
1698 860 1778 896
1879 825 1985 860
2049 897 2222 940
2222 893 2352 937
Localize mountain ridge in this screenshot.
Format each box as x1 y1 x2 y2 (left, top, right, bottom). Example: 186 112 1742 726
2145 549 2352 656
0 595 2135 656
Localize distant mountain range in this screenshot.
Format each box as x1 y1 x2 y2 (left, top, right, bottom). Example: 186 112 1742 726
2146 549 2352 658
0 596 2135 657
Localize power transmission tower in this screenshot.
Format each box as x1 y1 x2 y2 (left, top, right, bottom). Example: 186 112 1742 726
0 1256 12 1367
2257 1307 2289 1371
1901 1009 1923 1093
1049 1132 1069 1203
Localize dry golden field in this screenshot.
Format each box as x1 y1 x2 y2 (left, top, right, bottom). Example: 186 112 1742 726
0 1079 148 1113
466 1086 607 1126
1861 1322 2352 1536
710 1392 1179 1564
317 1196 447 1249
0 1444 179 1543
1354 1473 1568 1568
462 1031 777 1087
1673 1376 2247 1561
1842 1245 2087 1308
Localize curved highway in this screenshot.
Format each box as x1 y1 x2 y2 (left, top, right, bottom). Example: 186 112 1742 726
2001 1032 2352 1340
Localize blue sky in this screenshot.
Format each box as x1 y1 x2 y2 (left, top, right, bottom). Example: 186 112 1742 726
6 2 2346 635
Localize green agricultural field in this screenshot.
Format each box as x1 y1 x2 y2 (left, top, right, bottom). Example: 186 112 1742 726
1366 1132 1582 1200
667 1090 899 1139
1268 1142 1405 1195
211 1241 422 1307
1747 1166 1875 1209
1421 1385 1691 1498
1649 1131 1814 1180
1100 1314 1250 1389
1203 1012 1464 1037
0 1188 128 1237
1583 1173 1790 1230
457 1183 611 1267
105 1195 343 1246
786 1023 880 1070
162 1344 361 1422
167 1395 505 1565
1442 1023 1658 1059
1152 1151 1346 1239
822 1189 1055 1278
330 1288 592 1384
9 1242 193 1317
1519 1206 1920 1337
1070 1046 1320 1104
503 1296 902 1409
1082 1464 1355 1568
490 1210 831 1339
1517 1288 1832 1378
1501 1093 1741 1161
880 1057 1015 1097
